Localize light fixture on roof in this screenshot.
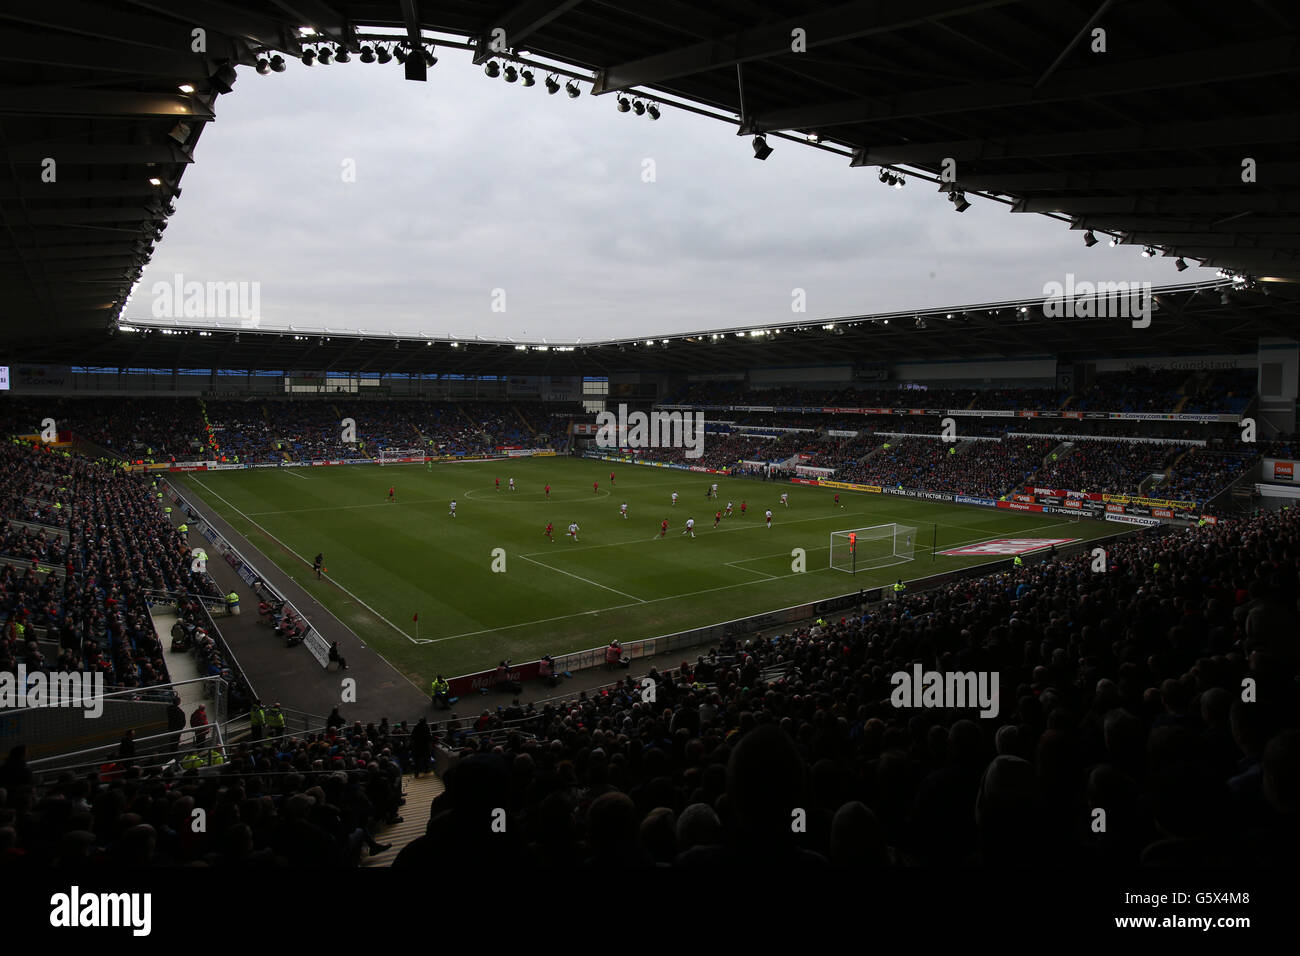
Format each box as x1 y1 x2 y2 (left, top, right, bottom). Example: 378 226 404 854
1083 230 1098 247
376 45 392 64
300 48 315 66
545 74 560 94
270 54 286 72
1108 235 1120 247
178 83 195 93
807 132 820 143
948 191 970 212
566 80 581 97
521 69 535 86
299 26 317 36
617 96 630 112
208 61 238 92
1141 246 1156 257
752 135 773 160
485 60 500 78
393 44 407 64
334 46 350 63
504 64 518 83
256 56 270 75
1175 258 1188 271
633 99 646 115
360 45 375 63
148 177 162 186
317 45 332 64
424 47 437 67
647 104 660 120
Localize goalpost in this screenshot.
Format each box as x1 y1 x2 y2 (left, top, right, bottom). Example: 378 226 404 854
830 523 917 573
378 447 424 466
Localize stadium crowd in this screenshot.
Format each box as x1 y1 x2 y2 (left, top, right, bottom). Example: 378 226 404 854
3 460 1297 866
0 397 578 467
394 506 1299 867
1031 440 1184 497
0 441 223 690
1160 449 1257 503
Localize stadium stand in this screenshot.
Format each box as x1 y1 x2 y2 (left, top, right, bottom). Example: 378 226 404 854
0 441 224 691
1030 440 1186 497
5 506 1296 866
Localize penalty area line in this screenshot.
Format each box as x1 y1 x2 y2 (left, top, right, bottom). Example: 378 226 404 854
516 554 646 603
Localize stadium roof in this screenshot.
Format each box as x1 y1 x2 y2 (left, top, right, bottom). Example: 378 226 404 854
29 280 1294 376
1 0 1297 356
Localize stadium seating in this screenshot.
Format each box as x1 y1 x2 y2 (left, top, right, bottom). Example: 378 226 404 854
5 505 1296 866
1031 440 1184 497
0 441 223 689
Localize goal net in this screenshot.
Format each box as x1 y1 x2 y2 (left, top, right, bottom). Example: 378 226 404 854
378 447 424 466
830 523 917 573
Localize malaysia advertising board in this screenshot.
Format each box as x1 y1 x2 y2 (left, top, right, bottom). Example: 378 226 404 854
997 500 1044 513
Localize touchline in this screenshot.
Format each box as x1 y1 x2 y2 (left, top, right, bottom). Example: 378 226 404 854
594 404 706 459
0 665 104 717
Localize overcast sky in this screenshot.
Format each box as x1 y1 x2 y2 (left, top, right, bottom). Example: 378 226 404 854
125 41 1213 343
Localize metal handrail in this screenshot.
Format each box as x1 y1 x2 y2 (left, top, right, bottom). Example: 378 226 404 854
0 674 226 716
143 587 258 702
27 715 349 784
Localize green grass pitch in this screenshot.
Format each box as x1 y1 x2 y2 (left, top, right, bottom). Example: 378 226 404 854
177 457 1119 685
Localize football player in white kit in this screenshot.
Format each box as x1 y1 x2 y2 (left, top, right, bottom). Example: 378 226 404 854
780 493 789 507
449 500 457 518
671 492 679 506
567 521 579 541
725 501 733 517
509 477 516 491
619 502 628 519
765 509 773 528
682 517 695 538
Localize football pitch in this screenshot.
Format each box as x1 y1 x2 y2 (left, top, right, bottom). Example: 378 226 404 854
178 457 1119 684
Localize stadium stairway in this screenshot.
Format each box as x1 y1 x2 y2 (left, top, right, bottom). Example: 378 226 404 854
152 607 211 742
362 771 445 867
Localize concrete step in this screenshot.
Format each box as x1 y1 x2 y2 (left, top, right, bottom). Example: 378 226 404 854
362 771 446 867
